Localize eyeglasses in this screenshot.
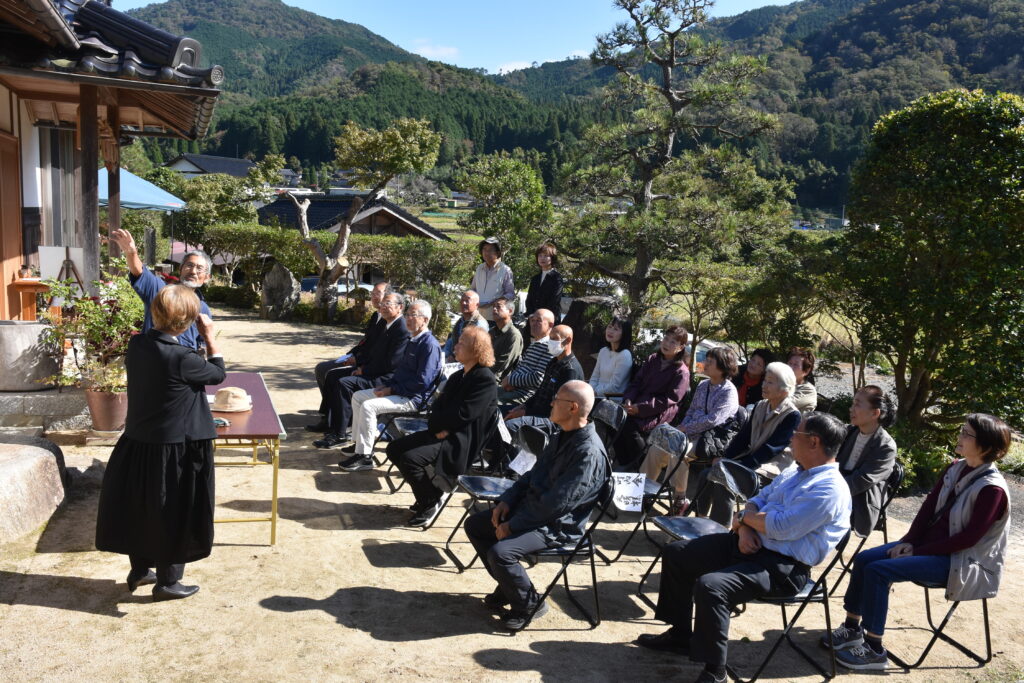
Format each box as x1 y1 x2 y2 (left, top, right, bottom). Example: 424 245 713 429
181 262 208 273
551 397 577 406
792 430 815 438
960 428 977 439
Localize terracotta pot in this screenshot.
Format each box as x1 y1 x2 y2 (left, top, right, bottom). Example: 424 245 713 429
84 388 128 432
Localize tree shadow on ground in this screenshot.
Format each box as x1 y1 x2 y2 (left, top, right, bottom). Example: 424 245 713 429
260 586 502 639
219 498 414 531
0 570 143 617
313 469 384 493
361 538 446 569
474 639 684 680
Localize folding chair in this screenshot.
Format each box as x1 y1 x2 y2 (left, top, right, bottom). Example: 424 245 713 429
829 461 905 597
726 531 853 683
591 399 628 447
372 362 461 470
516 472 615 631
886 581 992 670
596 423 689 564
637 458 762 609
442 424 548 572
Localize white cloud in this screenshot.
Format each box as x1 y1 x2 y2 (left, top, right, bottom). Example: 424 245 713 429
496 60 534 74
410 39 459 61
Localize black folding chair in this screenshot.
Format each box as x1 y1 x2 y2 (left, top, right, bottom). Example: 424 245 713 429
591 398 628 447
726 531 853 683
442 424 548 572
596 423 689 564
886 581 992 670
829 461 905 597
516 472 615 631
637 458 762 609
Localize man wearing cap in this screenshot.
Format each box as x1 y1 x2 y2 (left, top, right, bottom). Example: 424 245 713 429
314 292 410 449
108 228 212 351
470 236 515 322
307 281 392 433
444 290 489 363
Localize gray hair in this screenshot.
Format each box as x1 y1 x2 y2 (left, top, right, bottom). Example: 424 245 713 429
182 249 212 273
407 298 432 321
803 412 847 458
373 281 394 295
383 292 406 308
765 361 796 396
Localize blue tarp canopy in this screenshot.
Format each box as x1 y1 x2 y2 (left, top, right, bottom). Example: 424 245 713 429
98 168 186 212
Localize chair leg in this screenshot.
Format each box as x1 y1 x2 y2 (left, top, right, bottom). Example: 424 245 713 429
442 501 478 573
383 461 406 494
728 593 835 683
420 491 453 531
636 545 664 611
597 515 644 565
887 591 991 669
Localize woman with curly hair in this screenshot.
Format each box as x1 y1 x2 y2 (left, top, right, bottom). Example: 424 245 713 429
386 325 498 527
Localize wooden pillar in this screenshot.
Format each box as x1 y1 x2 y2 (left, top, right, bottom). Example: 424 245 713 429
79 85 99 294
106 98 122 259
0 133 23 320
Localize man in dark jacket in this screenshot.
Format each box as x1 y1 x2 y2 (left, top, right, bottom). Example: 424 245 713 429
315 292 410 448
465 380 609 631
505 325 583 421
308 281 392 431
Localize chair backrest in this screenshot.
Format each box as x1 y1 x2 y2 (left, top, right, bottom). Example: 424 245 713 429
517 423 549 458
708 458 762 502
420 362 464 411
591 399 628 446
646 423 689 458
881 461 905 510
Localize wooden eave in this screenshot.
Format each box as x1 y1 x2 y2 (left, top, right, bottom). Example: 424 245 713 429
0 0 79 50
0 64 218 140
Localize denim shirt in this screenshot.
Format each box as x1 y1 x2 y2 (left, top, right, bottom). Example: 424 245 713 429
129 266 211 350
748 461 851 567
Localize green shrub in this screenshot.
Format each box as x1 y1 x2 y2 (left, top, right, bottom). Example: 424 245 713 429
888 422 954 492
204 285 257 309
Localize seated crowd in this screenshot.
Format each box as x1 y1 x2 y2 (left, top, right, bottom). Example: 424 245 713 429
299 236 1010 678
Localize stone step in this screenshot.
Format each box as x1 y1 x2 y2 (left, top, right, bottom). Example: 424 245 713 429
0 436 67 543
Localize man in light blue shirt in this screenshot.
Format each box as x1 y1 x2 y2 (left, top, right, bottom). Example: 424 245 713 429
635 412 851 683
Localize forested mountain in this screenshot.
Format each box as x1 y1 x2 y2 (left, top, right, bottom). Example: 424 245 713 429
128 0 1024 211
128 0 419 102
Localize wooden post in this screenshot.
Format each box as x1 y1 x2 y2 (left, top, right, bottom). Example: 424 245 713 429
79 85 99 294
144 227 157 266
107 97 121 259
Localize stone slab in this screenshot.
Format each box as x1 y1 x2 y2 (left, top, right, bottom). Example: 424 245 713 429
0 441 67 543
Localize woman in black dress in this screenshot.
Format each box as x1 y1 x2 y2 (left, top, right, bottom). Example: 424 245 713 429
95 285 225 601
386 325 498 527
524 241 564 323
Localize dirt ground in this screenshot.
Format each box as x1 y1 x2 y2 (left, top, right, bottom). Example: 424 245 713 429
2 306 1022 682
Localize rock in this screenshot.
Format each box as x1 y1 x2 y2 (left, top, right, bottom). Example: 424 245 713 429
260 263 301 320
561 295 621 378
0 321 58 391
0 438 67 543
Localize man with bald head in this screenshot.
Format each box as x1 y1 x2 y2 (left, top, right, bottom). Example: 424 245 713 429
505 324 583 421
464 380 610 631
444 290 489 363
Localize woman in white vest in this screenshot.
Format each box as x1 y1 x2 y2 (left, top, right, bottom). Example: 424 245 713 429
821 412 1011 670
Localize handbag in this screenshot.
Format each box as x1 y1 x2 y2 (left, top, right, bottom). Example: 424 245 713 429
691 391 747 465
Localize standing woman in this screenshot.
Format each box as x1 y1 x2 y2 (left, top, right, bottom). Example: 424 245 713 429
386 325 498 527
589 316 633 398
823 413 1011 670
732 348 771 409
525 241 564 323
95 285 225 601
613 326 691 468
470 236 515 322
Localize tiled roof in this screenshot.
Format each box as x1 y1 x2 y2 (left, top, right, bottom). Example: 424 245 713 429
166 154 255 177
258 194 451 241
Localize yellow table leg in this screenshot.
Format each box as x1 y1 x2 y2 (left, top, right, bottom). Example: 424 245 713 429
270 438 279 545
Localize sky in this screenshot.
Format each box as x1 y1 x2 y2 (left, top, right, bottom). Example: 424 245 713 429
113 0 794 74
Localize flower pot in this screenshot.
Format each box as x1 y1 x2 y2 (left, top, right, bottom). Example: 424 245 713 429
0 321 58 391
84 388 128 432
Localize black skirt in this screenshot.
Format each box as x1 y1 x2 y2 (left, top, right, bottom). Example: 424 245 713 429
95 436 215 564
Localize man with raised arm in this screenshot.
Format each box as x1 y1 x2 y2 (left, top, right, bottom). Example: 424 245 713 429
108 228 212 350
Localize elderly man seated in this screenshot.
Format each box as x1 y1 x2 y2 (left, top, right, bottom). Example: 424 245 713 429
465 380 609 632
108 228 212 350
635 412 851 683
314 292 410 449
444 290 489 363
498 308 555 405
337 299 443 471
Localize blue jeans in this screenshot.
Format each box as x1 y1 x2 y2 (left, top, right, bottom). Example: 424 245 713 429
843 541 950 636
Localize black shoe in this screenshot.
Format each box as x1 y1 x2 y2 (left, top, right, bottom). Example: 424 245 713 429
305 419 329 432
501 599 549 632
314 433 348 449
408 495 449 527
126 569 156 592
692 668 727 683
483 588 510 611
339 454 374 471
152 582 200 602
339 443 357 455
636 629 690 655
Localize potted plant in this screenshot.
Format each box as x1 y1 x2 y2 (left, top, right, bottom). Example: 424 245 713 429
40 260 144 432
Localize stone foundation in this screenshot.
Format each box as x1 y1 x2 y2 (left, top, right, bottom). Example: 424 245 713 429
0 435 68 543
0 387 89 430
